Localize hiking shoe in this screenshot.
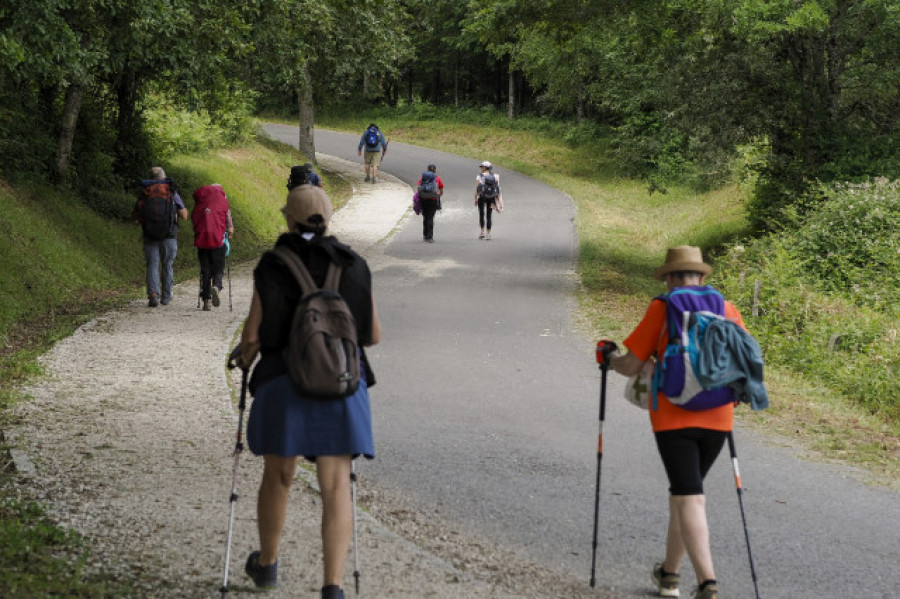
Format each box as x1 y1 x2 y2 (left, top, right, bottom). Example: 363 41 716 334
479 231 485 239
652 563 680 597
202 299 211 311
211 287 220 307
485 231 492 240
371 176 377 183
321 585 345 599
692 581 718 599
148 294 159 307
245 551 278 589
364 175 370 182
426 238 435 243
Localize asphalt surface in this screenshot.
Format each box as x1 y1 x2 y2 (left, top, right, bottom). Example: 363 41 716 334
264 124 898 598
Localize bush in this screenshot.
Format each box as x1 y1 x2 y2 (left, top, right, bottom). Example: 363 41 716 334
716 182 900 422
791 178 900 309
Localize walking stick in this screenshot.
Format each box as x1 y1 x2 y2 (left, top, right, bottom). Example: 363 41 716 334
350 460 361 594
220 354 248 597
226 253 232 312
727 431 761 599
590 340 616 587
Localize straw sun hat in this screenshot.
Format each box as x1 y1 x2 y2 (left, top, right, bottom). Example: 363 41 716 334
654 245 713 281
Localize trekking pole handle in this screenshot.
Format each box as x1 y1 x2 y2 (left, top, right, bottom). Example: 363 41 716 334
596 340 618 364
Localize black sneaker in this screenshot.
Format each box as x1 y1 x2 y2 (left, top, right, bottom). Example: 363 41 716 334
148 294 159 307
321 585 345 599
245 551 277 589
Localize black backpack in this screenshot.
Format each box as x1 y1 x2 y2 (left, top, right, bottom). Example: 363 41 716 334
417 171 440 199
139 181 176 240
271 246 361 400
478 173 499 200
287 165 313 190
364 127 379 150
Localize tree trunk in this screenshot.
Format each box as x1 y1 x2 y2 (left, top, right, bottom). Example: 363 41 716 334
454 56 460 108
297 64 316 163
507 68 515 119
56 83 84 182
407 68 414 104
115 67 141 177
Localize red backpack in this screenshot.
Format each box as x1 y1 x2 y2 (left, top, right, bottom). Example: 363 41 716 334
191 185 229 249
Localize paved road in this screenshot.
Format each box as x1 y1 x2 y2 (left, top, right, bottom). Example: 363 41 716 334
265 124 898 598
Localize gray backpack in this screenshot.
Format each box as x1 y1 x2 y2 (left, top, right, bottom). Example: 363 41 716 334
271 246 360 400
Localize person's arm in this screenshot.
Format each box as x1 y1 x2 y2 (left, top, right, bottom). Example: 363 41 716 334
174 192 189 220
237 286 263 367
368 301 381 346
437 177 444 195
609 350 646 377
226 210 234 236
358 134 365 155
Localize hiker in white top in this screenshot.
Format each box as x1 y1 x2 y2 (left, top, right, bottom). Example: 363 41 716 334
474 161 503 240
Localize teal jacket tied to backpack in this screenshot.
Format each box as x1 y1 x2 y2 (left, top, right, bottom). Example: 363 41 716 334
697 318 769 411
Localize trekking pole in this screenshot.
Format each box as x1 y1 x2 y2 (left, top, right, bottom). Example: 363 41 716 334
727 431 761 599
226 254 232 311
197 272 202 309
590 340 616 587
220 352 248 597
350 460 361 594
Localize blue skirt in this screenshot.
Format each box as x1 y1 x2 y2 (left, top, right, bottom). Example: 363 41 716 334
247 374 374 460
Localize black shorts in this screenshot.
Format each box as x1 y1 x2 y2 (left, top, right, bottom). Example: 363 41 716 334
654 428 727 496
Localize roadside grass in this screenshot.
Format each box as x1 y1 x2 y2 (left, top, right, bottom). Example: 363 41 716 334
0 135 352 595
0 489 135 597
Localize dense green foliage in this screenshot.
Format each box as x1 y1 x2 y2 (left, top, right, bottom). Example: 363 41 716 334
716 179 900 420
3 1 897 232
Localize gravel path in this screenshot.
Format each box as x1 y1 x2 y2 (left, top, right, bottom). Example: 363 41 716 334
6 156 609 598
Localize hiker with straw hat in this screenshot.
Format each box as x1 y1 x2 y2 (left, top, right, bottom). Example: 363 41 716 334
600 245 747 599
231 184 382 599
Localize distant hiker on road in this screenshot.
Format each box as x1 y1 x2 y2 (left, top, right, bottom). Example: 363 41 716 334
602 246 748 599
131 166 188 307
474 161 502 240
232 185 381 599
416 163 444 243
191 184 234 311
287 163 323 189
357 123 387 183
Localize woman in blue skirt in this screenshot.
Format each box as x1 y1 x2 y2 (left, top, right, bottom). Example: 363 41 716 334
232 185 381 599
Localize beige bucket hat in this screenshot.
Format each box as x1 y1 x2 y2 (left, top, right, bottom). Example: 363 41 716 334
282 184 333 229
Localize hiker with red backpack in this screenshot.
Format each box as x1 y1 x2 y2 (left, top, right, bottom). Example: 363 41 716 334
191 184 234 311
599 246 759 599
229 185 381 599
131 166 188 307
416 164 444 243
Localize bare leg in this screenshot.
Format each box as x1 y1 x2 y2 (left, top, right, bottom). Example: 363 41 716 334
667 494 716 583
317 455 353 587
257 455 299 565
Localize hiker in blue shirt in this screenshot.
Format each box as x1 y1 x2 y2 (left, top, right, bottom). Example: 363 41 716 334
356 123 387 183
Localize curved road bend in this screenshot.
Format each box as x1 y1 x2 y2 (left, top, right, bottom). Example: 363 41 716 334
264 124 898 598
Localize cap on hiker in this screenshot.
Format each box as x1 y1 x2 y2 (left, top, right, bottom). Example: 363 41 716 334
283 184 333 229
479 161 492 169
654 245 713 280
427 163 437 172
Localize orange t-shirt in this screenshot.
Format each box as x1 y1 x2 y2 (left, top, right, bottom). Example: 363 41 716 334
623 297 745 432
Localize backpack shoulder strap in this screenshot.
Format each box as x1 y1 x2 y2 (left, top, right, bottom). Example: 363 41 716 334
271 246 318 296
323 262 343 293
